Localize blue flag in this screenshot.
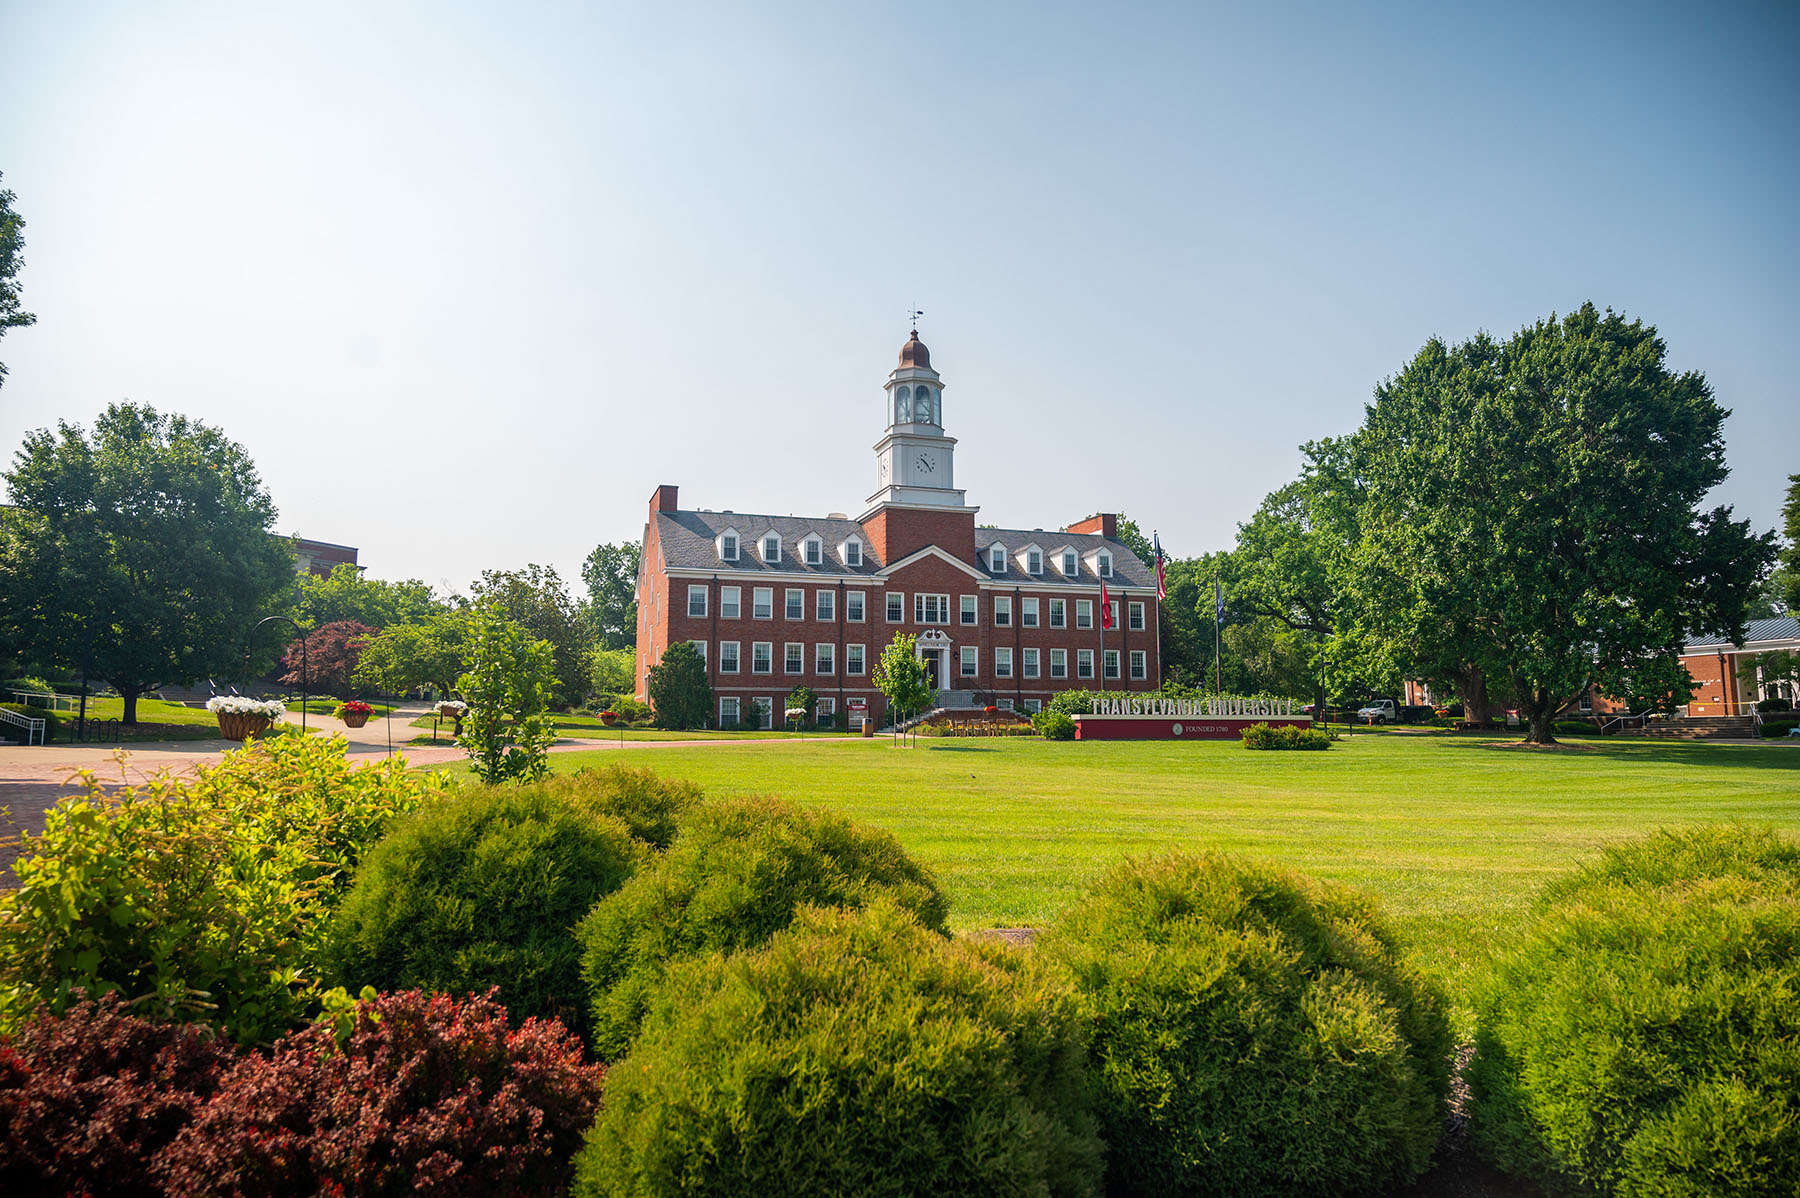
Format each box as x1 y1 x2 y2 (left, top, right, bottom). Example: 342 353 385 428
1215 578 1224 624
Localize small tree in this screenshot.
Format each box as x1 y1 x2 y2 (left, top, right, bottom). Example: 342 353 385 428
352 610 471 698
787 684 817 727
281 620 375 697
456 602 556 785
647 641 712 730
872 633 931 744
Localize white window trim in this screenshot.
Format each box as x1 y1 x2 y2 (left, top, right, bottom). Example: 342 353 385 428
1129 601 1145 631
886 592 904 622
756 697 774 730
690 640 707 665
719 641 740 674
994 646 1012 678
1056 546 1079 577
915 593 951 625
1051 648 1068 679
841 537 864 568
720 585 741 619
816 590 835 621
801 535 823 566
1049 598 1066 629
784 642 804 674
760 532 783 563
1130 649 1147 680
993 596 1011 627
752 641 773 674
1022 546 1044 576
1021 597 1039 628
1076 599 1093 630
717 528 742 562
719 696 740 725
1104 649 1120 679
845 591 866 622
988 543 1007 573
785 588 805 620
847 644 866 675
960 594 978 625
687 584 708 618
752 587 774 620
1023 647 1040 679
815 643 835 675
1078 649 1094 679
960 646 978 677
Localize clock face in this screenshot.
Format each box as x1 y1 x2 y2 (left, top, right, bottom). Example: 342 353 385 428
879 458 889 483
916 452 936 474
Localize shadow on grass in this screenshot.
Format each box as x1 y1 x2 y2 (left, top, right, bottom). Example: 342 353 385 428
1444 736 1800 771
925 745 999 753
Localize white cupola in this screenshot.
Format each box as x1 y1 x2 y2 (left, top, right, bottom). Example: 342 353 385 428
867 328 968 511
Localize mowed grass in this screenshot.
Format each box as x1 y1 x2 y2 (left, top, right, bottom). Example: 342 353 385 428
497 732 1800 1003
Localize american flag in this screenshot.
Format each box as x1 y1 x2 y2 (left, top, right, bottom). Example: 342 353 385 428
1152 531 1167 601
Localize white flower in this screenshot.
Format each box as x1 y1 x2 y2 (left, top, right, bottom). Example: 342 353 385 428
206 695 287 719
437 700 469 715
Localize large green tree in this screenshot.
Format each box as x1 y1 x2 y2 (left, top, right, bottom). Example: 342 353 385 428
297 563 442 630
581 541 640 651
352 609 473 698
0 173 34 390
1781 475 1800 614
1338 304 1773 744
645 640 712 730
472 564 588 708
0 404 294 722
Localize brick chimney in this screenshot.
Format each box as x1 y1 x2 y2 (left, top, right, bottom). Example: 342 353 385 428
649 484 679 513
1067 512 1116 538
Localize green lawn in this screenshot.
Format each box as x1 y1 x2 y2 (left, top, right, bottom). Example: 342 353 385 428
473 732 1799 1005
408 723 857 746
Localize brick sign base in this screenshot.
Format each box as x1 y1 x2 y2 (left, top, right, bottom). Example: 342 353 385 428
1073 714 1314 741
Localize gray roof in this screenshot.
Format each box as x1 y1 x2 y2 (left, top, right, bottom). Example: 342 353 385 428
655 510 1157 587
1685 616 1800 651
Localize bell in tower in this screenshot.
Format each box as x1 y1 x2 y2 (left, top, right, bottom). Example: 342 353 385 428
868 326 967 511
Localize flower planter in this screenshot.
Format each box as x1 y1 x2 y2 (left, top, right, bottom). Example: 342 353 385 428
599 712 619 727
216 712 273 741
341 711 371 729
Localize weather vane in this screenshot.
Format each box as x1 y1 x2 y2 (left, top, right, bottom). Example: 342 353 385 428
907 308 925 333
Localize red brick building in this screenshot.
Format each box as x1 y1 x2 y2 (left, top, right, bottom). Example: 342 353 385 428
634 331 1163 726
1679 617 1800 716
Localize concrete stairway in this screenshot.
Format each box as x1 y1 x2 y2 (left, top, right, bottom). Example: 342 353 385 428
1643 715 1758 740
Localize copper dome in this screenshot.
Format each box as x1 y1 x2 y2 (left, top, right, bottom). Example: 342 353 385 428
898 332 931 369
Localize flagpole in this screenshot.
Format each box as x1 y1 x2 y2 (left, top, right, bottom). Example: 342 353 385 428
1098 584 1105 694
1213 576 1222 697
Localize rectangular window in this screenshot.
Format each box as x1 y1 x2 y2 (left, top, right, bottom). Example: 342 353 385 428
1027 549 1043 575
960 595 978 625
994 646 1013 678
752 642 773 674
914 594 950 624
816 696 836 719
845 541 862 567
691 639 706 664
762 535 781 562
756 698 774 730
846 643 866 675
805 539 821 566
1078 649 1094 679
846 591 865 622
815 644 835 675
993 596 1011 627
1108 600 1120 630
1098 553 1112 578
785 589 804 620
719 696 740 725
1021 698 1042 714
1021 597 1039 627
1051 648 1067 679
1062 550 1078 576
960 646 978 677
1023 647 1040 679
719 641 740 674
687 585 708 618
720 586 741 619
816 590 835 621
989 545 1006 572
886 592 903 622
721 534 738 562
785 643 804 674
1129 601 1145 631
1049 598 1066 629
1104 649 1120 679
753 587 774 619
1130 649 1147 680
1077 600 1093 630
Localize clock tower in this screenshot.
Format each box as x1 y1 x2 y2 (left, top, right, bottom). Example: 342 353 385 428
866 329 969 511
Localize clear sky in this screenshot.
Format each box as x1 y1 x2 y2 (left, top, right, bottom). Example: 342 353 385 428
2 0 1795 595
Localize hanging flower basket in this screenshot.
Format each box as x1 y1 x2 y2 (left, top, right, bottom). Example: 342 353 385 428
207 696 286 741
598 710 619 726
437 700 468 720
336 700 374 728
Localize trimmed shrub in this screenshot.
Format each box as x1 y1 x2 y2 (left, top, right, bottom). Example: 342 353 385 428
577 796 949 1059
1755 696 1791 712
1043 853 1451 1197
0 736 447 1042
1553 719 1596 735
322 788 645 1041
511 764 701 851
0 994 234 1197
1241 720 1334 750
158 989 603 1197
1034 709 1077 740
1468 826 1800 1196
573 901 1102 1197
1760 718 1799 738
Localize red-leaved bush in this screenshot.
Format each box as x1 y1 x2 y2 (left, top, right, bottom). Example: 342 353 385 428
0 994 234 1198
156 989 604 1198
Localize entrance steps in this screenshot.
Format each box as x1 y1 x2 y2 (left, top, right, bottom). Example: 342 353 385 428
1644 715 1758 740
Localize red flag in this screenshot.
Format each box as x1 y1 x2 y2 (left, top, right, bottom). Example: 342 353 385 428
1153 531 1167 601
1100 581 1114 630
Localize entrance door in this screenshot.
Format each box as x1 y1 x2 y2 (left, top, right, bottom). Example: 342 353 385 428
924 653 940 690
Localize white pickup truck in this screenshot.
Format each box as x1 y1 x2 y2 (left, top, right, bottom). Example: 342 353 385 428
1355 699 1398 724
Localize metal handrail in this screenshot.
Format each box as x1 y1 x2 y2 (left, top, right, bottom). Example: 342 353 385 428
0 705 48 745
1600 712 1650 735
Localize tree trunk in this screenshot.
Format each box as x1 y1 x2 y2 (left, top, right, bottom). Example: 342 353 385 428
121 686 141 726
1453 666 1492 727
1521 688 1559 745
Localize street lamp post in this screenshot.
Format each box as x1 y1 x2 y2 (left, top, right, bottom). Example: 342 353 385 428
249 615 307 736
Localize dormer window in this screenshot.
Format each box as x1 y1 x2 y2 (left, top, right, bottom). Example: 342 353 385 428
1061 549 1079 577
988 544 1006 573
1027 549 1043 575
717 529 741 562
761 534 781 564
843 538 864 568
802 536 822 566
1097 551 1113 578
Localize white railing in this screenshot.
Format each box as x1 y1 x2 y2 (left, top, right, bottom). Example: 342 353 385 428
5 688 78 713
0 705 48 745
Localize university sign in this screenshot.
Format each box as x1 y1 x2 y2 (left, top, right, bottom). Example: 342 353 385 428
1074 697 1312 741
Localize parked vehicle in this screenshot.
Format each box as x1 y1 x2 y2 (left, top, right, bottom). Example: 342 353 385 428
1355 699 1398 724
